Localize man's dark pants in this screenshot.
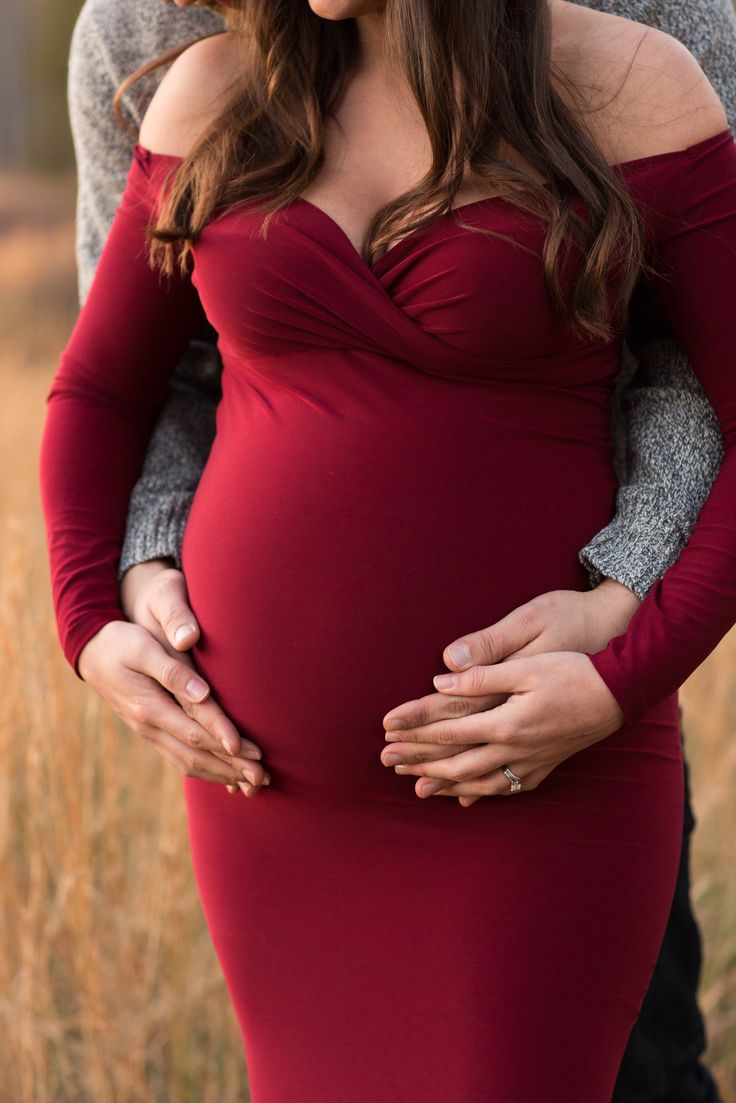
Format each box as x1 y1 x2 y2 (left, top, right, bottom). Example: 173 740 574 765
613 720 721 1103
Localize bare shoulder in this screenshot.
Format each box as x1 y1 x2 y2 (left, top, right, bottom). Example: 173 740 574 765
138 30 242 157
550 0 729 164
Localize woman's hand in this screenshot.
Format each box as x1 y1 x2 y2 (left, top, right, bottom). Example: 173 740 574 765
380 580 638 805
382 650 624 804
77 559 270 797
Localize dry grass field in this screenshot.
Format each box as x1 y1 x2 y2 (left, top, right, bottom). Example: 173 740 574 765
1 171 734 1102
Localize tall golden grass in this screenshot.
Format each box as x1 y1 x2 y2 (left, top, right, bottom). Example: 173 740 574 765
1 171 734 1102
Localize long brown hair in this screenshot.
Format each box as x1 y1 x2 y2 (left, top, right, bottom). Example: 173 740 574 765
114 0 654 343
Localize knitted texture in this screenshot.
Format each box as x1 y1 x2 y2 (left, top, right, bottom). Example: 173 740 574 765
67 0 732 593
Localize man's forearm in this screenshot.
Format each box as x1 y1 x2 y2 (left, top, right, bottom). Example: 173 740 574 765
68 0 226 576
69 0 224 300
579 338 724 598
116 341 222 579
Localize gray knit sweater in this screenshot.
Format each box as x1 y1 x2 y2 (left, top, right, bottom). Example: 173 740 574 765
67 0 733 597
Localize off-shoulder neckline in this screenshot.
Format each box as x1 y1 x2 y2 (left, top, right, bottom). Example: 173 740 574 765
132 126 733 174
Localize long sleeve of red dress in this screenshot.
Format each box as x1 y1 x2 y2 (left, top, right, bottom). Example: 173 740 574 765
587 129 736 723
39 145 206 676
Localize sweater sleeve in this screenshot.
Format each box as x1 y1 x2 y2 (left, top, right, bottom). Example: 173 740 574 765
587 128 736 723
67 0 224 580
577 333 723 598
115 339 221 579
39 145 205 678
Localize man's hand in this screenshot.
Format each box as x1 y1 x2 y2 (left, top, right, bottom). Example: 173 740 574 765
120 556 201 650
450 580 642 664
77 559 269 797
380 582 637 805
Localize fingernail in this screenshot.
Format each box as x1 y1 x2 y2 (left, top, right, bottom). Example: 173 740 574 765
383 753 403 765
384 717 405 731
221 738 234 755
419 780 444 797
394 764 409 773
447 643 471 668
185 676 209 701
433 673 456 689
261 773 271 786
242 745 262 760
174 624 196 645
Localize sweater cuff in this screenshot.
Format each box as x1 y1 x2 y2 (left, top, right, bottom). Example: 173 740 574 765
578 493 690 600
117 492 193 580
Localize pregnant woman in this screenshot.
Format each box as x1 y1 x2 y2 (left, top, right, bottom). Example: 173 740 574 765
40 0 736 1100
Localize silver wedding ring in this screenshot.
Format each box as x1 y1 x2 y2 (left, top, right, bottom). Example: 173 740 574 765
502 765 522 793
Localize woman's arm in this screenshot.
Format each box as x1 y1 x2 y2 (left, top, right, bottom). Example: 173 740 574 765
577 0 736 599
587 125 736 722
58 21 267 796
39 143 208 677
39 138 269 793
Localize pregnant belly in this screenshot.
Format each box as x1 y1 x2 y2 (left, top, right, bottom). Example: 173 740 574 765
181 370 616 799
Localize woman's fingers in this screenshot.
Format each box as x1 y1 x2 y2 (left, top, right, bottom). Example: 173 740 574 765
175 692 262 761
124 677 270 786
382 689 506 735
119 569 263 761
389 743 508 789
134 635 262 759
145 723 270 792
434 765 553 801
76 622 271 797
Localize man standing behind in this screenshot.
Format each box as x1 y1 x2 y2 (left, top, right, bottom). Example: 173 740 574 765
68 1 734 1099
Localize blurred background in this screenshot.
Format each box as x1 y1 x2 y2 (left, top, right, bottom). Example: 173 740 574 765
1 2 735 1101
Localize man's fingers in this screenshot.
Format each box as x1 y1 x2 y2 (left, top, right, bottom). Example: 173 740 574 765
384 701 517 746
382 689 505 734
145 569 201 651
430 657 531 699
381 739 480 767
442 605 543 671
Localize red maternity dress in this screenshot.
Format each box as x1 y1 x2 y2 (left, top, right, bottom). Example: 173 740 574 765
40 127 736 1102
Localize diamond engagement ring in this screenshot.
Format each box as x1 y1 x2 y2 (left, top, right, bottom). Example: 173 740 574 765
502 766 522 793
